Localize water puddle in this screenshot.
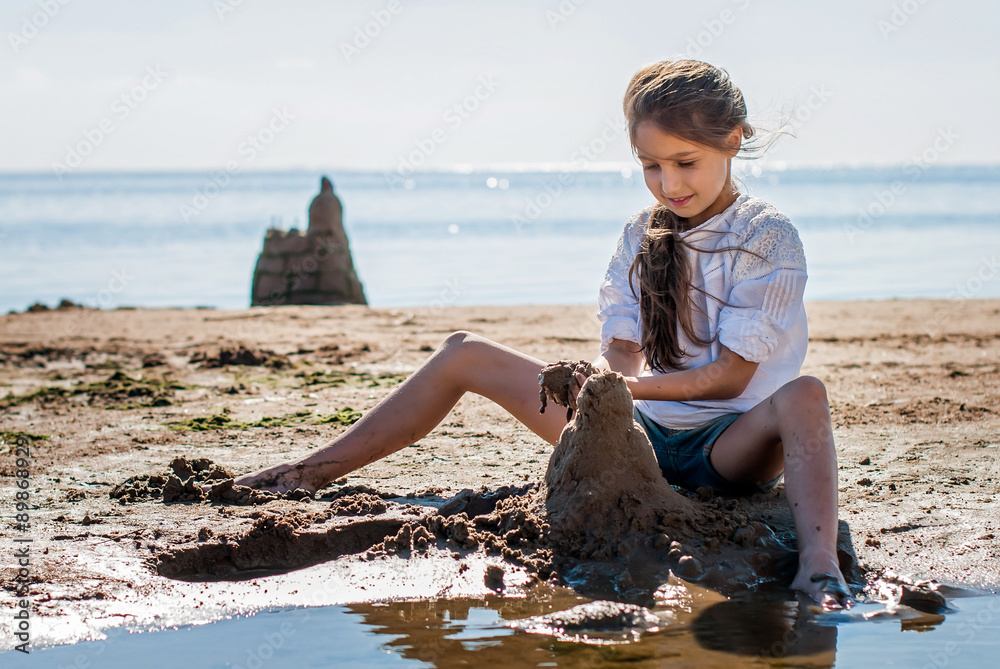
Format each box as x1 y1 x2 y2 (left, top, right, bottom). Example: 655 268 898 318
13 585 999 668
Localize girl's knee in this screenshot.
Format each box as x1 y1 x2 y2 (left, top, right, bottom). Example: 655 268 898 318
438 330 475 361
438 330 495 365
441 330 476 348
438 330 488 351
776 375 828 409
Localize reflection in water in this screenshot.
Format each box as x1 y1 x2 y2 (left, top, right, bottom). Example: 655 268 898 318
348 591 590 668
17 585 998 667
690 593 836 665
345 584 846 668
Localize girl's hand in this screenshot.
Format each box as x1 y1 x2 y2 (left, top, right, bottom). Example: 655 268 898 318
567 371 588 413
538 360 596 419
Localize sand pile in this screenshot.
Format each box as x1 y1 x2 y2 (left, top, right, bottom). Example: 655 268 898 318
542 367 707 559
537 366 795 597
111 457 312 505
153 482 557 581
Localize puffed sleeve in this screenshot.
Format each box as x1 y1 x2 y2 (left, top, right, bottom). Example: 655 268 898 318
717 215 808 363
596 210 648 352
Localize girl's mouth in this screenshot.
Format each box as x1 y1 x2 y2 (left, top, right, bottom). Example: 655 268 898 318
668 195 693 207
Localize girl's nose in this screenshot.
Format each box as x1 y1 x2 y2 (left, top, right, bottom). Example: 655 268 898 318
660 170 678 196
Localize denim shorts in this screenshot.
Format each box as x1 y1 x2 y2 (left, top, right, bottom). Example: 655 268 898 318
632 404 783 496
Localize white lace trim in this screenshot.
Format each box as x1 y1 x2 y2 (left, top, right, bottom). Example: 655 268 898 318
727 200 807 285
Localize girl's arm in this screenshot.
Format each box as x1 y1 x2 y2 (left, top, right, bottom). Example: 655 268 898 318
593 338 645 377
624 344 758 401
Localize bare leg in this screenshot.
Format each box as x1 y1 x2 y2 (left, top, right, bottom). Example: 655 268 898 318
235 331 573 492
709 376 853 608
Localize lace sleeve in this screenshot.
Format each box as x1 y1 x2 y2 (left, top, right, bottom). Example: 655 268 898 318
717 212 807 363
596 209 649 352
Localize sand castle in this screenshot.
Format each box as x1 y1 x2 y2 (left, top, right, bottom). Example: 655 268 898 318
250 176 367 306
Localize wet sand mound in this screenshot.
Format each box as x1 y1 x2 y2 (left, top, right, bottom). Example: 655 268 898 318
111 457 312 505
543 369 705 559
153 483 556 581
538 367 805 598
156 506 410 579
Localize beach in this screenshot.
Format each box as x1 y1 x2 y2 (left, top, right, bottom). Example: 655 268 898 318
1 298 999 651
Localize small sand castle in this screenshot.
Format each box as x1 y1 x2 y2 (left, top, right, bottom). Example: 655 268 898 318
540 364 706 560
250 176 367 306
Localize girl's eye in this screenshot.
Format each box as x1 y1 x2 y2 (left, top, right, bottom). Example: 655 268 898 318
641 164 657 171
678 161 696 168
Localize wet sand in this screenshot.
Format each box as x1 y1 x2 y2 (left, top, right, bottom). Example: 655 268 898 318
1 299 999 648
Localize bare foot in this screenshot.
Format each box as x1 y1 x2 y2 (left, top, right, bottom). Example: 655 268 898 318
232 461 317 494
791 556 855 609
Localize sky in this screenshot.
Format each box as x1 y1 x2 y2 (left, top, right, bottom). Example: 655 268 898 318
2 0 998 173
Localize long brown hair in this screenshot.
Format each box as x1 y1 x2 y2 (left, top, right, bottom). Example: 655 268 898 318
623 59 770 372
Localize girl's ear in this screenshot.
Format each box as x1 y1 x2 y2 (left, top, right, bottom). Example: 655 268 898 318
725 127 743 157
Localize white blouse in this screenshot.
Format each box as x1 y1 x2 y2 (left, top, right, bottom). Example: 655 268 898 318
597 193 809 429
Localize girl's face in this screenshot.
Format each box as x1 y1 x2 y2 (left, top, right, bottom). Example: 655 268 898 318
633 121 742 228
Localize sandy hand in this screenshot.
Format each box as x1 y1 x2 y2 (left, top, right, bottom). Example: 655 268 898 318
792 570 856 611
231 462 315 494
538 360 597 420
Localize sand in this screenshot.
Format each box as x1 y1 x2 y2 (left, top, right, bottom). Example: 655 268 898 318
1 299 998 647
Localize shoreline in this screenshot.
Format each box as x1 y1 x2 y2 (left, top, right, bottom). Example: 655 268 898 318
1 298 998 648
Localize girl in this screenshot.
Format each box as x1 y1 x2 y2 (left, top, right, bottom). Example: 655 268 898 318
236 59 854 609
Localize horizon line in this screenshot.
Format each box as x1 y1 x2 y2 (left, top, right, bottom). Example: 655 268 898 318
1 159 999 178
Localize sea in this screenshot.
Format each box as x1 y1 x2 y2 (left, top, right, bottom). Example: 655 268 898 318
1 164 999 314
